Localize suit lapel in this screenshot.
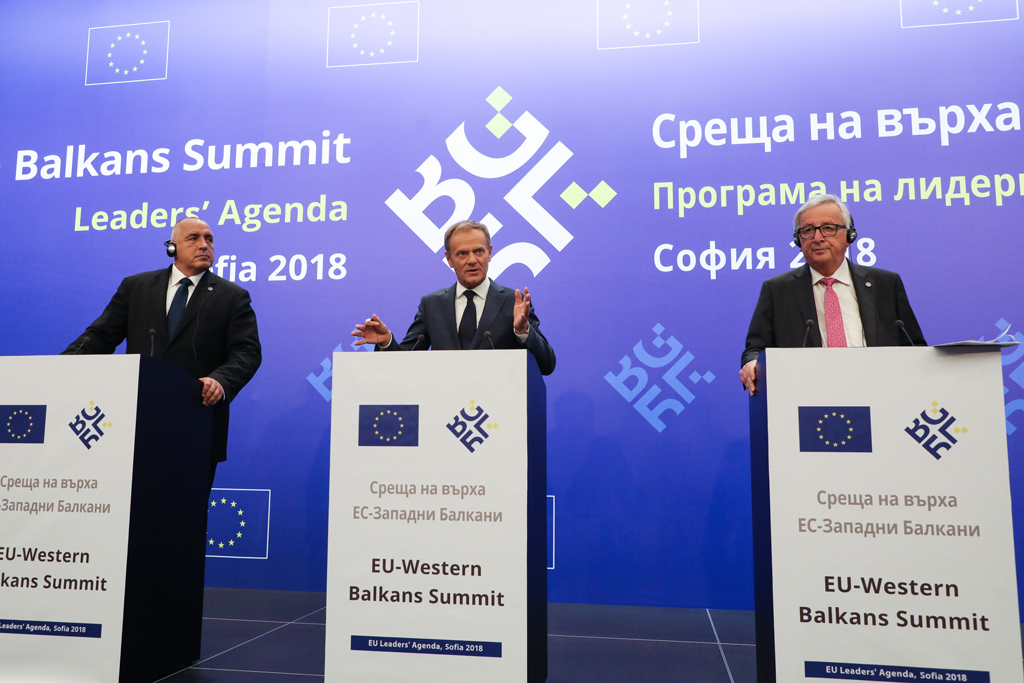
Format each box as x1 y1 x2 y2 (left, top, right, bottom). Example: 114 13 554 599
441 284 461 349
849 261 878 346
473 280 504 349
151 268 172 346
168 270 215 345
792 266 821 347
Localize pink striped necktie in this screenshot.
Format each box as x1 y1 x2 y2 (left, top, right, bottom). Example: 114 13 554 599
820 277 847 348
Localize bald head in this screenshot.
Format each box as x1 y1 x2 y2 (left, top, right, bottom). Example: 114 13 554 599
170 217 215 276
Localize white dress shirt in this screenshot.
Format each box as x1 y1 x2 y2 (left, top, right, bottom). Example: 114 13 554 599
165 265 203 314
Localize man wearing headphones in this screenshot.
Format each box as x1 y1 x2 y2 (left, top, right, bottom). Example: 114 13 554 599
63 217 262 478
739 194 925 396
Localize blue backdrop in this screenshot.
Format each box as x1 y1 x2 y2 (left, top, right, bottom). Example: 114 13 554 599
2 0 1022 612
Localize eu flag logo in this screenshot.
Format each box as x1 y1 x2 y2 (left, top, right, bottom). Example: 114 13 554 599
358 405 419 446
85 21 170 86
597 0 700 50
206 489 271 559
1 405 46 444
798 407 872 452
900 0 1018 27
326 2 421 68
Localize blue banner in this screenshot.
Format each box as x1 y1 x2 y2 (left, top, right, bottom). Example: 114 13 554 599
351 634 501 657
1 0 1022 615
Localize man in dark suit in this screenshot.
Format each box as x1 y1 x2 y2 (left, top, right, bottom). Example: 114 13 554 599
63 217 262 474
740 194 925 395
352 220 556 375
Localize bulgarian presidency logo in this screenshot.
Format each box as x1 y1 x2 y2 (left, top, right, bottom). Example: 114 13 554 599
385 86 617 281
798 406 873 453
2 405 47 444
358 405 419 446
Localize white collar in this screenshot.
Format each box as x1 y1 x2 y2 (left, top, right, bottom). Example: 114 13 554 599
455 278 490 301
810 259 852 286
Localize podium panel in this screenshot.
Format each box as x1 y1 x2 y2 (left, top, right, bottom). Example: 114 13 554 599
0 355 138 682
326 350 546 683
751 347 1022 683
0 355 211 683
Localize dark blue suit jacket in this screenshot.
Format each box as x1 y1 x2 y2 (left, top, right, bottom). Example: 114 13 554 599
380 280 556 375
63 267 262 462
741 261 926 366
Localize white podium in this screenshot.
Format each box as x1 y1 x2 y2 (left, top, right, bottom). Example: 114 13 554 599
751 346 1022 683
326 349 547 682
0 355 212 683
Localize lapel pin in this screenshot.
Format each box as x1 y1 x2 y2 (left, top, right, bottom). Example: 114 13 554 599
865 282 872 287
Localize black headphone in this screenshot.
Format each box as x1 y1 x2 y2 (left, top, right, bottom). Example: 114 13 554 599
164 240 176 257
793 213 857 248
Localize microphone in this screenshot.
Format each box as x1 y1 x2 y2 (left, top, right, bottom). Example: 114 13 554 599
801 320 815 348
71 336 90 355
148 329 156 356
896 320 916 346
410 334 425 351
484 331 495 350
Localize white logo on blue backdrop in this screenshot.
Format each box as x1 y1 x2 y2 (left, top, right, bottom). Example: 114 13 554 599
327 2 420 67
85 21 170 86
596 0 700 49
900 0 1019 27
386 86 618 279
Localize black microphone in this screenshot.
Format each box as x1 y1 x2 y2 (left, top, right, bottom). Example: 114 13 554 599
801 319 815 348
896 320 916 346
148 329 156 356
410 334 425 351
71 336 90 355
484 331 495 350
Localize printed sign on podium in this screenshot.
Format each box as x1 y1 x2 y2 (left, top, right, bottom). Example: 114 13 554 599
0 355 211 683
326 349 546 683
751 346 1023 683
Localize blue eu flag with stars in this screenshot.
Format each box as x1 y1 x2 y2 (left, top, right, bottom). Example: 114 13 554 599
206 489 271 559
85 21 170 86
359 405 419 446
1 405 46 443
799 406 872 452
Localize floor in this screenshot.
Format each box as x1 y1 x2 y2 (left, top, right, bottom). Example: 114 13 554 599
155 588 756 682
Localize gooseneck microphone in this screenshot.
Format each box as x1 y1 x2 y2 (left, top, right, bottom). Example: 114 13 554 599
484 331 495 350
802 320 815 348
71 336 91 355
410 334 426 351
148 329 156 356
896 320 916 346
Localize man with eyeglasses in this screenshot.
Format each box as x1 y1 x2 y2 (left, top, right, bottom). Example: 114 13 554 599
739 194 925 395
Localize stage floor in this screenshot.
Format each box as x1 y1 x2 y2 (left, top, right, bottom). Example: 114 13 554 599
155 588 756 682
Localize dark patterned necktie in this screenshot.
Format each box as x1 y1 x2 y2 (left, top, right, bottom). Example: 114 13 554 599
458 290 477 349
167 277 192 336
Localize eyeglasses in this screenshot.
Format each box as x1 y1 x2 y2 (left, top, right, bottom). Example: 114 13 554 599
796 223 845 240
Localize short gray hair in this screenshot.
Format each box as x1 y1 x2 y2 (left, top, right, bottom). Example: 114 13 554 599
793 194 852 230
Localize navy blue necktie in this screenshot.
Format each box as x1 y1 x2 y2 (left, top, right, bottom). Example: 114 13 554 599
458 291 477 349
167 277 192 336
